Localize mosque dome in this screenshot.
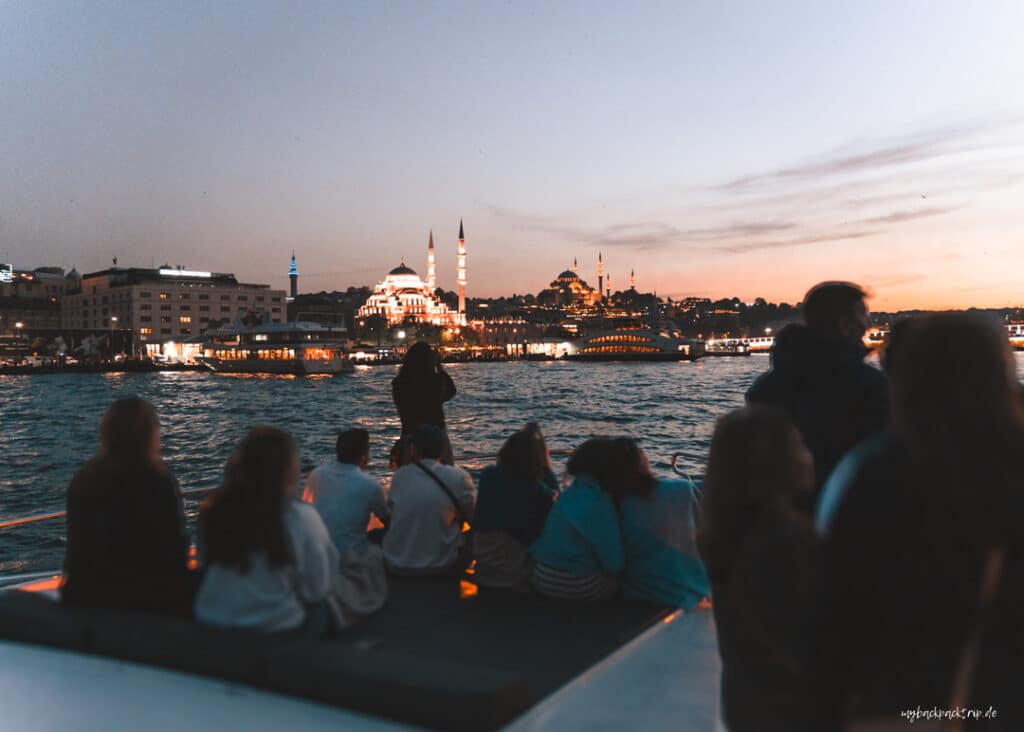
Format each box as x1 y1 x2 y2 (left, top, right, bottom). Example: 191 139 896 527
388 263 418 276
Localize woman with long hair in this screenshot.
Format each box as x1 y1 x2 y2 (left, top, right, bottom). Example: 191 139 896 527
698 406 817 731
194 426 338 635
473 423 559 590
62 397 193 616
617 437 710 609
529 437 648 601
816 312 1024 728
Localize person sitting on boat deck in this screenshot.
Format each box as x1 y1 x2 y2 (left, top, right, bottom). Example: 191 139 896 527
194 427 338 636
303 428 388 626
392 342 456 464
746 281 887 504
389 433 416 469
530 438 625 601
615 438 711 609
472 423 559 590
382 424 476 576
697 406 817 732
62 397 194 617
813 313 1024 729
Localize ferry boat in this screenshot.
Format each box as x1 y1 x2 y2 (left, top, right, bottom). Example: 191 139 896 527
566 316 705 362
196 319 355 375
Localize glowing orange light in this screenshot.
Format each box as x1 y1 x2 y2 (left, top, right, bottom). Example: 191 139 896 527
459 580 479 599
18 576 62 593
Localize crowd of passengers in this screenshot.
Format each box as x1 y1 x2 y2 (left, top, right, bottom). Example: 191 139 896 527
57 282 1024 730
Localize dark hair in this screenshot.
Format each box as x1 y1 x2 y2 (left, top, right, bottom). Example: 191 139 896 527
802 281 867 330
411 423 446 460
698 407 814 583
336 428 370 464
390 435 415 468
890 313 1024 550
100 397 160 460
567 437 657 501
397 341 438 381
498 427 548 482
199 426 298 573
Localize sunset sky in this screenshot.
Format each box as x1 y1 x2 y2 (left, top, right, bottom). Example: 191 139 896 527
2 1 1022 310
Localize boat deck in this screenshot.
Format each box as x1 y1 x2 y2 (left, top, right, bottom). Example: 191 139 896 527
0 573 723 731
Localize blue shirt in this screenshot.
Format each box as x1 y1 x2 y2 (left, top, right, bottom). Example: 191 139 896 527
530 475 624 576
472 464 558 545
620 480 710 609
303 462 389 554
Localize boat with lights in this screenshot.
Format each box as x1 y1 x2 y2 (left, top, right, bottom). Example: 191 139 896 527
195 318 355 375
565 316 704 362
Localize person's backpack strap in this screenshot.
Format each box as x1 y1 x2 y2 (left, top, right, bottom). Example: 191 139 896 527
414 461 466 526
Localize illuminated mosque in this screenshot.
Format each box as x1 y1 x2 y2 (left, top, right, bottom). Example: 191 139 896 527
537 253 635 308
358 222 467 327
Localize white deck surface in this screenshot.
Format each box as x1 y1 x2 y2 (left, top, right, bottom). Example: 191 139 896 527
504 608 726 732
0 641 416 732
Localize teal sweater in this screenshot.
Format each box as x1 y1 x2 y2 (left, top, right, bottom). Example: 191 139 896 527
530 476 624 576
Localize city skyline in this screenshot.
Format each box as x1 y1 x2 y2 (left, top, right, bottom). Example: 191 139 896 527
2 2 1023 311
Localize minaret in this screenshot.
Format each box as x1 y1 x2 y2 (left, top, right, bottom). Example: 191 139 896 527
573 257 579 274
606 272 612 299
597 252 604 300
427 230 436 291
457 219 467 320
630 268 636 290
288 251 298 300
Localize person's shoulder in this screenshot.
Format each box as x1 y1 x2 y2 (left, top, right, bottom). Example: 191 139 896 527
438 463 473 483
286 499 329 534
854 359 888 387
478 464 501 484
826 436 906 532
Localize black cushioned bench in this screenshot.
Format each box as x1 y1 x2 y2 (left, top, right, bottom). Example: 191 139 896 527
0 577 670 731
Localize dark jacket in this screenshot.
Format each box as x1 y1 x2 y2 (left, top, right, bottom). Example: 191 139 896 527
710 509 817 732
62 455 193 617
746 324 888 494
472 464 558 545
814 437 1024 729
392 369 456 434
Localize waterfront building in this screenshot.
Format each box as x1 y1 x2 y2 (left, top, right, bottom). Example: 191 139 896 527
62 267 286 345
0 265 79 334
358 226 467 327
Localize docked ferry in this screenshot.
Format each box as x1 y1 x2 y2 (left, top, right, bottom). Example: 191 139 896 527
566 316 705 362
196 319 355 375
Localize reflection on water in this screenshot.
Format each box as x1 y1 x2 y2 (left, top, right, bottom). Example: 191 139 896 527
2 354 1023 574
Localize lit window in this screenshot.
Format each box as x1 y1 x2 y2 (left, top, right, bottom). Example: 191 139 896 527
159 292 169 300
179 315 191 324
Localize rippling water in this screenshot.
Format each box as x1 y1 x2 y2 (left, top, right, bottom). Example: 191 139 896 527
3 354 1023 575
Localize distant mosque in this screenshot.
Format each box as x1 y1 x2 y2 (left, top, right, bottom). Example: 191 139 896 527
537 253 635 308
357 221 468 327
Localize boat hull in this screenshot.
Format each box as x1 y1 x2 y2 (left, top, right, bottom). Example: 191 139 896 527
565 352 697 362
196 356 354 375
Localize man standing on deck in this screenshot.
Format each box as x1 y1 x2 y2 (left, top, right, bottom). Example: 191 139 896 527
746 281 888 501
